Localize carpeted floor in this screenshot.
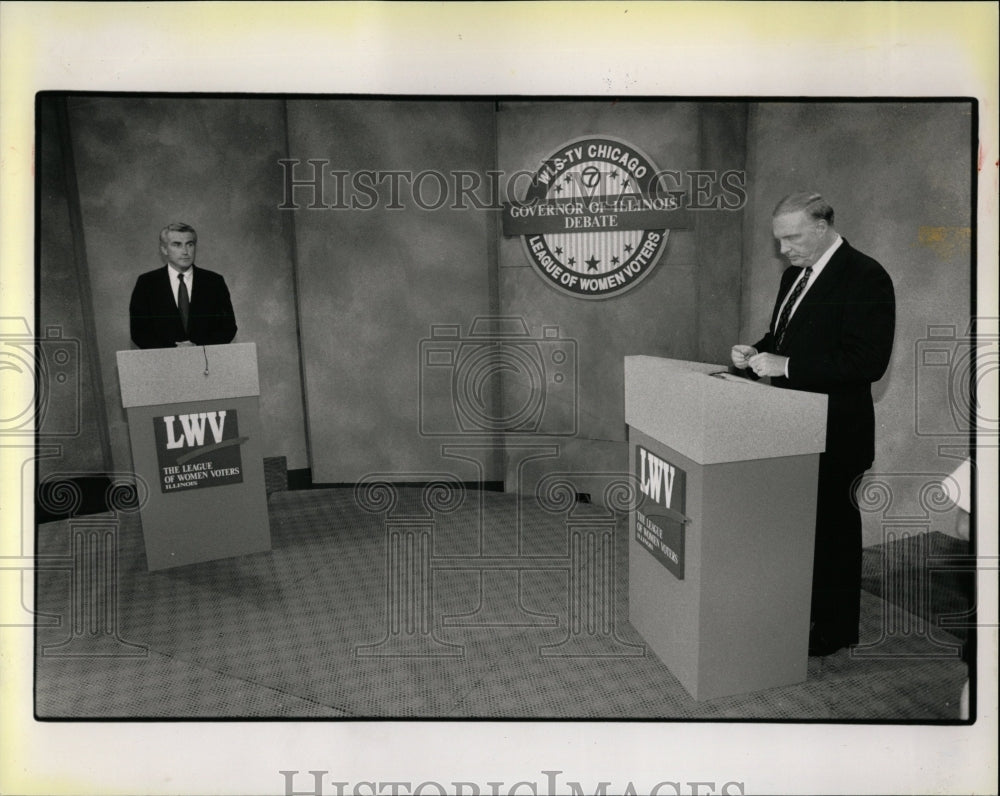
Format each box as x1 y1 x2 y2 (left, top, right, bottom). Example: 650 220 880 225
34 487 971 720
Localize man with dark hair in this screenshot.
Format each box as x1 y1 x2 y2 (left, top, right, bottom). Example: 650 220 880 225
731 191 896 656
129 222 237 349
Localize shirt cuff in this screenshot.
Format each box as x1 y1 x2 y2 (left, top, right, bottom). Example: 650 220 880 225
784 358 790 379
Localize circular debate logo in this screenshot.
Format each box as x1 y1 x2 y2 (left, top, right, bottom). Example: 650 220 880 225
504 135 688 299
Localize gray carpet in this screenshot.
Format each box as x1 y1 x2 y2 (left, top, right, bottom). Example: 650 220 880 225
34 487 970 719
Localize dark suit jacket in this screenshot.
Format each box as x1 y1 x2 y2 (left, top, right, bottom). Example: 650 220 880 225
129 265 237 349
754 239 895 469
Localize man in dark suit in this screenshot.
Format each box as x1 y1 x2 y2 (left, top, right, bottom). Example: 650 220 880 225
731 192 895 656
129 222 237 349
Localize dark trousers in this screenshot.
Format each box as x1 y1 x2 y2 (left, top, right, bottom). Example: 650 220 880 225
811 453 868 644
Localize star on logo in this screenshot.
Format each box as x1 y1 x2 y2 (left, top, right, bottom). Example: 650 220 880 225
624 243 634 253
568 256 576 266
586 255 600 271
555 246 563 255
611 255 620 266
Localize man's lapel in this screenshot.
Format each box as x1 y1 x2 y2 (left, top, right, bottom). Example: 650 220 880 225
184 265 198 312
782 240 851 340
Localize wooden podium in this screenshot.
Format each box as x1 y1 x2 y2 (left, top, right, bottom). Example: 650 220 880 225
117 343 271 571
625 356 827 700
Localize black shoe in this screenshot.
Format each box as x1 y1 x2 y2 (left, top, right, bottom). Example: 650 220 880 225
808 627 851 657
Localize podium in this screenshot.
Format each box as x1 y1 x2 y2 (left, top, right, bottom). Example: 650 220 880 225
625 356 827 700
117 343 271 571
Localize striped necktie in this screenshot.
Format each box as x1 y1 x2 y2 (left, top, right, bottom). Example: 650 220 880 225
774 266 812 350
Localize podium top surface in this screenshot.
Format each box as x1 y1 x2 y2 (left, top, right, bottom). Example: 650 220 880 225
624 356 827 464
117 343 260 407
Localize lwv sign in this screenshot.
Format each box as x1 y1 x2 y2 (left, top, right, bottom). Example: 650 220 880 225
153 409 245 493
635 443 687 580
162 411 230 449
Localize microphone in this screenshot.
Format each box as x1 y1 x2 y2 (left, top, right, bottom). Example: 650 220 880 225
202 345 210 376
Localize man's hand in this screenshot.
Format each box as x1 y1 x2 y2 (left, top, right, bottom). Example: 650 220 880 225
748 352 789 378
731 344 758 370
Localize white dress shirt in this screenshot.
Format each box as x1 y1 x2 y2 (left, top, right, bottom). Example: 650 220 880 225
167 264 195 306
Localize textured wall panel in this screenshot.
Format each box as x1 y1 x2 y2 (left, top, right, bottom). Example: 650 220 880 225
36 96 106 479
287 100 497 482
66 97 308 472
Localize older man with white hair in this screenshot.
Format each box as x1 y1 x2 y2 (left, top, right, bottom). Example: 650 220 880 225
732 192 896 656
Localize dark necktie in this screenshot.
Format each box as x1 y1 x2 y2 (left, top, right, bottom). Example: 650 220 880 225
774 266 812 350
177 272 190 336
